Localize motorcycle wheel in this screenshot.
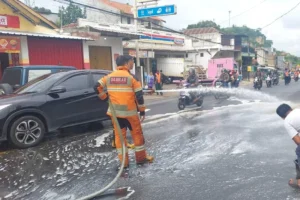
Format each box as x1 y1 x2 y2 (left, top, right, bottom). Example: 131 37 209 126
178 99 185 110
196 99 203 107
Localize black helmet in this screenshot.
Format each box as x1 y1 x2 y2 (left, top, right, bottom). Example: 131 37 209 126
189 68 196 75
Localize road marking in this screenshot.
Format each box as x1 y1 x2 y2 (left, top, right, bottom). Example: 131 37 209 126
145 109 151 112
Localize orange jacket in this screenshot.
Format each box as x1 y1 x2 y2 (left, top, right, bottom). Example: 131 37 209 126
156 72 161 83
97 66 146 118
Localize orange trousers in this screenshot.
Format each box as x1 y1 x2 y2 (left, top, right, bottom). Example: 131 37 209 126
111 115 147 167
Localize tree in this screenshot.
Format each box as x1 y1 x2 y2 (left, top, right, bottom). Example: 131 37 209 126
33 6 52 14
59 3 86 26
187 20 220 30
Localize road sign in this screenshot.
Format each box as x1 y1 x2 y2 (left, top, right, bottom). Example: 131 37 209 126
137 5 177 18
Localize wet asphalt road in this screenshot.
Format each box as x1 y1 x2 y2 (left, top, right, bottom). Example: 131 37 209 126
1 79 300 200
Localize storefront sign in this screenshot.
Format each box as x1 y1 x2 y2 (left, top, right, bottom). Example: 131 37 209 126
0 15 20 28
0 16 7 26
140 33 185 46
0 37 21 53
129 50 148 58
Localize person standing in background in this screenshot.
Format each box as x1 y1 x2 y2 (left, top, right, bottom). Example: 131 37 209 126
147 72 154 92
155 70 163 96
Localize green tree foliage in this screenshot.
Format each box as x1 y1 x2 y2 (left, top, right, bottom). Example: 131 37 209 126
187 20 220 30
58 3 86 26
33 6 52 14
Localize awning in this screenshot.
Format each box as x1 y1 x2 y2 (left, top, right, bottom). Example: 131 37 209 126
0 30 92 40
87 25 143 40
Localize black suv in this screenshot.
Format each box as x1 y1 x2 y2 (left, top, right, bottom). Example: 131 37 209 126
0 70 110 148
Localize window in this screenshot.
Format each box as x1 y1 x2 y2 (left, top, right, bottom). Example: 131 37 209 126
1 68 21 85
200 53 204 57
127 17 131 24
28 69 52 82
217 64 224 68
92 73 105 85
60 74 89 91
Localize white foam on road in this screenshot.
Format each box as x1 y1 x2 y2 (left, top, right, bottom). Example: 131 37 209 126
94 132 110 147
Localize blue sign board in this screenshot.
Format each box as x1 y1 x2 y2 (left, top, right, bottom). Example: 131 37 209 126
137 5 177 18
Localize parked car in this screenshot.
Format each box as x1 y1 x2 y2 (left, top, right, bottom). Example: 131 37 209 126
0 65 76 95
0 70 111 148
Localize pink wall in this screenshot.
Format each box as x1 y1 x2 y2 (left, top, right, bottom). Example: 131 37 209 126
208 58 236 79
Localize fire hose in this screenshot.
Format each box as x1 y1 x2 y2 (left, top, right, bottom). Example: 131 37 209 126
77 99 126 200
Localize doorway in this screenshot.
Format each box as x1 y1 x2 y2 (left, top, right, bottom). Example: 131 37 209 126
0 53 9 78
89 46 112 70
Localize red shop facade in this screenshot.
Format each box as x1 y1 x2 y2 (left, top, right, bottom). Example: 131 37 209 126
27 37 84 69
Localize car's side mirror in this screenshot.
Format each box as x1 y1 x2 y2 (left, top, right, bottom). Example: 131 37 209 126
48 86 66 94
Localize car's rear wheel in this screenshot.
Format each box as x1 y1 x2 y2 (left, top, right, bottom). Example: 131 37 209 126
0 83 13 95
9 116 45 148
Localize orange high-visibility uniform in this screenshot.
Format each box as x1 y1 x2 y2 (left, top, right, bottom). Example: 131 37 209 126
97 66 147 166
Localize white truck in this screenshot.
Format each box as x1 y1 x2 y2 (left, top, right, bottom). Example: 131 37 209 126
157 58 193 82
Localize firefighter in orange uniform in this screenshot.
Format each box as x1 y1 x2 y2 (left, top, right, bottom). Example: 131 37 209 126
95 55 154 169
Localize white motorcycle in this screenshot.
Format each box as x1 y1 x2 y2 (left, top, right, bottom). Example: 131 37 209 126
178 83 204 110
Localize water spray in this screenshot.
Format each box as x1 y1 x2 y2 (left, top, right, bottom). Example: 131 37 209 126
144 87 280 103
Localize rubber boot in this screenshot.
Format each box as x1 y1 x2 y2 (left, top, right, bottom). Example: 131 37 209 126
136 155 154 165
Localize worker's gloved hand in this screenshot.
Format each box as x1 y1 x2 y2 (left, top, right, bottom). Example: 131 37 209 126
140 111 145 122
103 96 109 102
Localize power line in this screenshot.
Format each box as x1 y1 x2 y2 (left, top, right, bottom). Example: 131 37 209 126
261 0 300 29
218 0 268 25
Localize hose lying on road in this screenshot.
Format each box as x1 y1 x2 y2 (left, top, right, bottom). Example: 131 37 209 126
77 99 126 200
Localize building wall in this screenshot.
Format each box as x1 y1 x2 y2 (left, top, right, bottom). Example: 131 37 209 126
256 49 267 66
187 49 218 69
86 36 123 70
85 0 121 24
212 51 235 59
19 36 29 65
0 2 57 34
277 56 286 70
190 32 222 49
82 42 90 69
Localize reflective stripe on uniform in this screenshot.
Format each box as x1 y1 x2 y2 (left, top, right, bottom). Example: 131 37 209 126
99 79 105 86
134 87 143 92
117 148 128 154
107 109 138 117
135 145 145 152
107 88 133 92
138 104 145 108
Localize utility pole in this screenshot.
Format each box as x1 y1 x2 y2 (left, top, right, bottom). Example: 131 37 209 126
228 11 231 27
133 0 143 87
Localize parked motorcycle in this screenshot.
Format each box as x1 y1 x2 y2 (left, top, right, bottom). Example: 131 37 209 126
178 83 204 110
254 77 262 90
214 80 230 99
266 76 272 88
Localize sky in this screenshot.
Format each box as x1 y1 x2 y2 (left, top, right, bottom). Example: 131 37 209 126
23 0 300 56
